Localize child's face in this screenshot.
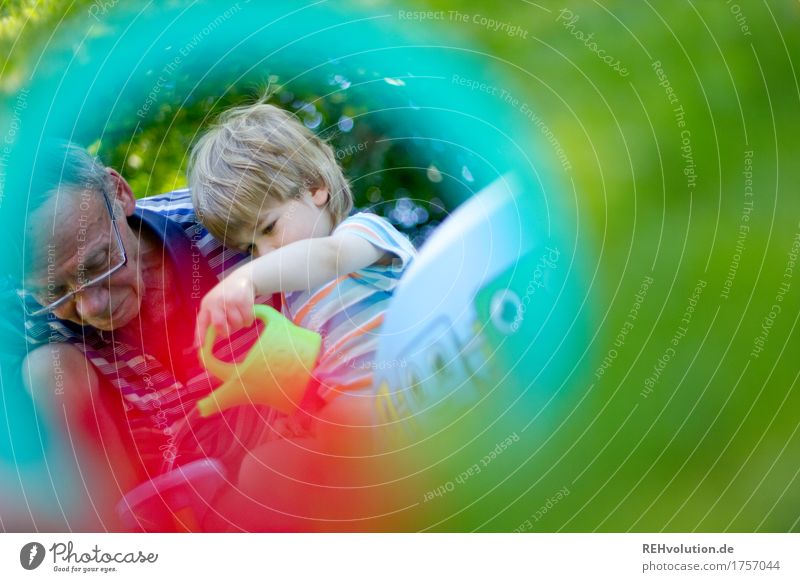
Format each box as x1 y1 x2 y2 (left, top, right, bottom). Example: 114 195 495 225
245 188 333 257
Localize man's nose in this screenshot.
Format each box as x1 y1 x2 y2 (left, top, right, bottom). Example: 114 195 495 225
74 286 112 319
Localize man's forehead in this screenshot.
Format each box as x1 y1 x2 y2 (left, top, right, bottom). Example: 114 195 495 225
34 186 106 221
34 185 109 227
24 190 112 274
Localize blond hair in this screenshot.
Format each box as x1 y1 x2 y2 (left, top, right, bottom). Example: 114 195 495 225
188 102 352 248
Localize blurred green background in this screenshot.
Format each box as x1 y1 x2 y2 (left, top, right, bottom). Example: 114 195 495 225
1 0 799 531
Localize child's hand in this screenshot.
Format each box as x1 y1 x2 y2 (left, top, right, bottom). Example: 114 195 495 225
195 268 256 346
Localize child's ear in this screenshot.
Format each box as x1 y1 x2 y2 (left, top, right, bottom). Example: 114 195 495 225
311 187 329 207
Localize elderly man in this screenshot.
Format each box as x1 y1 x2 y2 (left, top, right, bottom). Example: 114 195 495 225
6 143 283 530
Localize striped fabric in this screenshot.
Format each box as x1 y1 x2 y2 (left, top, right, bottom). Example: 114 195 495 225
18 189 283 476
282 213 417 401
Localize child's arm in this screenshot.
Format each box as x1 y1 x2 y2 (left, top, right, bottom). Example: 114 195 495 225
249 232 386 295
195 232 387 343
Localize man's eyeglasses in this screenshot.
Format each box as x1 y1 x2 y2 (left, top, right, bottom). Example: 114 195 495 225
21 191 128 317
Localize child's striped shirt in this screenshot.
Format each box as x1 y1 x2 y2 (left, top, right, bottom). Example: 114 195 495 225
281 213 417 401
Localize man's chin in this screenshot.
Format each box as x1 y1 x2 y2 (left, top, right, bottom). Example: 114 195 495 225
87 297 139 330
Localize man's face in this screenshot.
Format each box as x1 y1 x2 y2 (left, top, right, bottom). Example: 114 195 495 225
24 183 144 331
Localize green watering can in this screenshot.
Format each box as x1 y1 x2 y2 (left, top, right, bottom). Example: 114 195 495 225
197 305 322 417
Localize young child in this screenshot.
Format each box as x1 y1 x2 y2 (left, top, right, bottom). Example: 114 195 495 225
189 102 417 409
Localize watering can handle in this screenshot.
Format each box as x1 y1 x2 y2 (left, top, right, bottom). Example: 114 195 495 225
198 305 289 382
200 325 234 382
252 303 281 325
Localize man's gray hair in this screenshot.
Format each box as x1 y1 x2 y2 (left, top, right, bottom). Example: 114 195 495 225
30 141 112 212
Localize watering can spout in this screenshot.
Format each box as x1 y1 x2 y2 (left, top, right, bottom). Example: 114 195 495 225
197 305 322 417
196 378 245 417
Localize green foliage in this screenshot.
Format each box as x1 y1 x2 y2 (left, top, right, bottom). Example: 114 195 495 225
98 76 455 246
